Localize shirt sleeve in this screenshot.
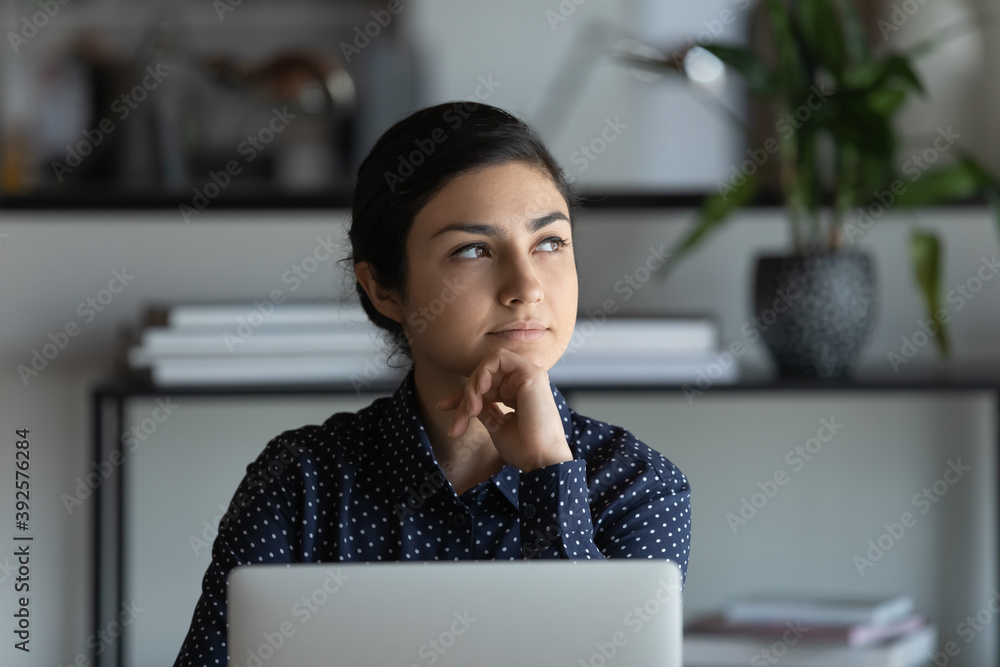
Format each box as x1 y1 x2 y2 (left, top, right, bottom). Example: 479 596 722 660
517 436 691 587
172 435 303 667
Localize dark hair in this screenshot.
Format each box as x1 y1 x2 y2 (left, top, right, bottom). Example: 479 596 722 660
339 101 582 369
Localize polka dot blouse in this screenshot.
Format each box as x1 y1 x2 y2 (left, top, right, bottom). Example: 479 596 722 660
172 364 691 667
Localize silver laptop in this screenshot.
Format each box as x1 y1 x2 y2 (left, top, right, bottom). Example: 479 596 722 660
227 559 683 667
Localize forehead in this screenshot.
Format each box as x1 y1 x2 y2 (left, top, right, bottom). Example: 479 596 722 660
410 162 569 239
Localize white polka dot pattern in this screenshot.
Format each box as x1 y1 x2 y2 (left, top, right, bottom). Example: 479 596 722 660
171 365 691 667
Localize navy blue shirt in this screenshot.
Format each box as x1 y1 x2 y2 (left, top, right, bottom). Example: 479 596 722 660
173 365 691 667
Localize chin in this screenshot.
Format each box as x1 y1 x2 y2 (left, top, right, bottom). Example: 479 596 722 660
521 349 555 371
486 340 550 367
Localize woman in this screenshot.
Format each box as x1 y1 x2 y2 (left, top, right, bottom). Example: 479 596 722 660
172 101 691 667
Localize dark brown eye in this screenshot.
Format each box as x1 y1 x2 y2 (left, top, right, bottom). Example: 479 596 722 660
451 243 489 259
540 237 569 252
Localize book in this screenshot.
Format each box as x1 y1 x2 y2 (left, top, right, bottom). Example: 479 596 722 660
146 355 406 386
724 593 914 626
561 316 719 356
164 301 369 328
683 622 936 667
142 353 735 387
684 612 928 649
547 354 738 385
128 325 382 361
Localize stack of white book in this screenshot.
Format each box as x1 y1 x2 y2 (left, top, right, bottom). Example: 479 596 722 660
126 301 400 387
547 314 736 386
684 593 936 667
126 301 736 387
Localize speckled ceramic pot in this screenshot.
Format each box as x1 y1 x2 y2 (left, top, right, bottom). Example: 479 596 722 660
753 249 877 378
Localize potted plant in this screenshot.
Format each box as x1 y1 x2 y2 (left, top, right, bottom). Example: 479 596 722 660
616 0 999 377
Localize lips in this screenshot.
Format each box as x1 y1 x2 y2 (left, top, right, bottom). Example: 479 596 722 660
491 328 546 341
491 320 546 333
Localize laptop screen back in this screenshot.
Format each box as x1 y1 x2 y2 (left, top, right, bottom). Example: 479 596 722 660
227 559 683 667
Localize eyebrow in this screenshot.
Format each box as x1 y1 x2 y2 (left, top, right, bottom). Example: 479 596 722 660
428 212 570 241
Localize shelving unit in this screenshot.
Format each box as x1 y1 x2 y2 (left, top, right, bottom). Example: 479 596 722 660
90 364 1000 667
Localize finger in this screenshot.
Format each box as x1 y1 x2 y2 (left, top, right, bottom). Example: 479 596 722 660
450 395 471 438
478 402 506 433
447 412 461 438
436 390 461 411
471 363 503 415
465 375 481 418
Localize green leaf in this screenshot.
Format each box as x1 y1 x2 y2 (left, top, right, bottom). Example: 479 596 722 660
795 0 847 77
969 157 1000 245
662 175 758 275
826 101 895 157
841 62 882 90
909 231 939 309
951 150 1000 187
909 230 950 357
766 0 810 99
699 44 779 95
851 150 896 206
864 89 909 115
880 55 925 95
893 158 989 207
841 54 924 97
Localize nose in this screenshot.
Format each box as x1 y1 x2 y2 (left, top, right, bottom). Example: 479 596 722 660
498 253 544 305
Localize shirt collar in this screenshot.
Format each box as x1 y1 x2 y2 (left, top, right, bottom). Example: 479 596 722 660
382 365 574 510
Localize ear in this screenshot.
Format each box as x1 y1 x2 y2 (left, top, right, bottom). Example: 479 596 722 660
355 261 404 325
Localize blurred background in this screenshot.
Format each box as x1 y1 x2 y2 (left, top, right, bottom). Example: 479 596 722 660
0 0 750 202
2 0 998 201
2 0 1000 666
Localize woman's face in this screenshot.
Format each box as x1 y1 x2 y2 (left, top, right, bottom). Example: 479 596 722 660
399 160 578 378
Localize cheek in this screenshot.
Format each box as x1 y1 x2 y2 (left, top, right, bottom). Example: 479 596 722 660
417 277 480 328
558 280 579 327
551 266 579 301
406 267 450 309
